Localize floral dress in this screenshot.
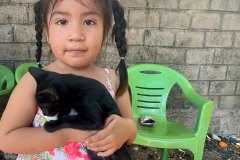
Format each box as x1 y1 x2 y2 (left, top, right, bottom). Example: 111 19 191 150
17 69 115 160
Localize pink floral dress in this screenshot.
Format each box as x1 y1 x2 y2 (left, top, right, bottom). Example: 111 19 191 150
16 69 115 160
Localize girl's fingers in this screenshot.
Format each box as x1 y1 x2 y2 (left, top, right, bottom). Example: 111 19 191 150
84 115 125 156
85 116 120 144
86 132 112 149
104 114 116 126
85 115 119 144
88 143 111 152
85 128 109 144
97 148 116 157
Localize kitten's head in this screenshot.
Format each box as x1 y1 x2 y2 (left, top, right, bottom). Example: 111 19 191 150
36 89 61 116
29 67 68 116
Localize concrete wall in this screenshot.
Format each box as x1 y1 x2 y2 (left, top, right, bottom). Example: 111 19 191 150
0 0 240 136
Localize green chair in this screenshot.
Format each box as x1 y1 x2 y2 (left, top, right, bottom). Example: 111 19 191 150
0 65 15 96
128 64 214 160
15 62 38 83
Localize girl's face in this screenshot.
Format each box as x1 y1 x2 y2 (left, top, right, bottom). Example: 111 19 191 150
46 0 104 69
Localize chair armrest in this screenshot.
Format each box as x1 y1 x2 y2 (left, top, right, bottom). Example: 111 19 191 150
183 89 214 136
184 89 210 108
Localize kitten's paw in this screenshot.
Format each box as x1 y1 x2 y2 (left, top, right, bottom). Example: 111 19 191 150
44 121 57 132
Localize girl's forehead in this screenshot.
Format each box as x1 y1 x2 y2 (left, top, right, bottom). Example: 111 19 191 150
51 0 102 13
45 0 103 24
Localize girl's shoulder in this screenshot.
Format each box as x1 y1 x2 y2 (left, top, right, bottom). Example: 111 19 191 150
17 71 37 88
104 68 117 78
103 68 119 88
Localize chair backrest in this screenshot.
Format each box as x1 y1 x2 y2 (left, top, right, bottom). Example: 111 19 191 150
0 65 15 96
15 63 38 83
128 64 194 121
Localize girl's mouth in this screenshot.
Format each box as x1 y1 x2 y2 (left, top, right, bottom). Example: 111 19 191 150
66 49 87 56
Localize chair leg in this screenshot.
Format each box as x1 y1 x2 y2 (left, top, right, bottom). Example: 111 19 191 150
193 149 204 160
161 148 169 160
191 143 204 160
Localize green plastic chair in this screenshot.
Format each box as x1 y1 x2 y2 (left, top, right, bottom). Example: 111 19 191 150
0 65 15 96
15 62 38 83
128 64 214 160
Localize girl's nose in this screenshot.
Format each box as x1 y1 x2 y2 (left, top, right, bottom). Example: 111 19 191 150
68 24 85 42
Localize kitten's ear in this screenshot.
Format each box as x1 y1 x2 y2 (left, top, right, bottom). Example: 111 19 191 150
28 67 46 84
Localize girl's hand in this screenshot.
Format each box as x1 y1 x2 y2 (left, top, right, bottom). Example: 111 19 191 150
63 128 98 143
84 114 134 157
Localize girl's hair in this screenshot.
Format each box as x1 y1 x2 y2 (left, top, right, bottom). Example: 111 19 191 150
34 0 128 96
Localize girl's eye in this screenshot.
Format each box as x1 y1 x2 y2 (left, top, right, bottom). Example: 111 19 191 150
84 20 95 26
56 19 68 25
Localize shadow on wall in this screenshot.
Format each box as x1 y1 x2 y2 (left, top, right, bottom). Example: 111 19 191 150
167 85 197 129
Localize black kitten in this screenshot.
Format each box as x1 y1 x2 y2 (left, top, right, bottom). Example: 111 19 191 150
29 67 132 160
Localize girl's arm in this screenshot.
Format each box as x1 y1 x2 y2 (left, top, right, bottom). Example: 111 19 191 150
84 70 137 157
0 72 94 154
112 87 137 145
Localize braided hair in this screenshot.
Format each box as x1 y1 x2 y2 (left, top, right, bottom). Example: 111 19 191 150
111 0 128 96
33 0 128 96
34 1 43 68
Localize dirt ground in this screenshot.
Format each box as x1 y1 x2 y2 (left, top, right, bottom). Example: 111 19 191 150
127 144 222 160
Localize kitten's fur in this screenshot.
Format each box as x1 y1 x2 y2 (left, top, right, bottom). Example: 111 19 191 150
29 67 132 160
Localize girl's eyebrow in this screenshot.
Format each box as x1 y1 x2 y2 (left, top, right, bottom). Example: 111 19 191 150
51 11 69 17
51 10 101 17
81 11 102 17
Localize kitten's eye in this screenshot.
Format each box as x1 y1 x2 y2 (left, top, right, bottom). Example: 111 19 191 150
84 19 95 26
56 19 68 25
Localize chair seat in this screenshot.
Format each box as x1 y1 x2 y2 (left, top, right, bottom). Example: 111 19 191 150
134 117 196 148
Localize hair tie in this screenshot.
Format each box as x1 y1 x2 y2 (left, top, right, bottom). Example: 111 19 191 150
37 62 43 68
121 57 125 60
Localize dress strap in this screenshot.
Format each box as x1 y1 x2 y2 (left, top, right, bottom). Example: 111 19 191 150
104 68 115 98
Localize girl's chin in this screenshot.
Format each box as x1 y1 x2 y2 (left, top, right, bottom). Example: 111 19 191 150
65 62 93 69
54 58 93 70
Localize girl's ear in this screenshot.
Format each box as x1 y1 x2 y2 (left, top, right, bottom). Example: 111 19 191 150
28 67 46 84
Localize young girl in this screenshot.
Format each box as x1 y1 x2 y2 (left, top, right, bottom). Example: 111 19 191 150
0 0 137 159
